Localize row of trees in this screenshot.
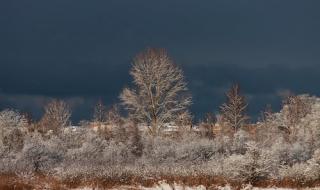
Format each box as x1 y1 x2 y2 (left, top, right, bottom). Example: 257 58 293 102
26 48 249 136
24 48 312 137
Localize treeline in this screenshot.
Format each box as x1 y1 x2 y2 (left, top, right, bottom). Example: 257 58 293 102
1 48 320 188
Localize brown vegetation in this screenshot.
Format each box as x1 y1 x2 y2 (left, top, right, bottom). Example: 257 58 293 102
1 174 320 189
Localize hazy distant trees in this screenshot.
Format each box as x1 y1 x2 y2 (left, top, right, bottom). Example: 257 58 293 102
120 48 192 135
220 84 249 132
39 100 71 133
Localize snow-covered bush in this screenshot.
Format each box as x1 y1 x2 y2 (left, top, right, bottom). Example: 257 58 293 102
2 128 25 152
58 126 87 150
15 132 63 174
223 154 250 181
279 162 309 181
175 138 216 162
0 109 28 129
142 136 178 165
0 110 27 152
289 141 312 164
232 129 250 154
304 149 320 181
223 141 272 182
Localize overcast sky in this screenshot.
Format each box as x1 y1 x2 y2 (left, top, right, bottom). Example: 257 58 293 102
1 0 320 122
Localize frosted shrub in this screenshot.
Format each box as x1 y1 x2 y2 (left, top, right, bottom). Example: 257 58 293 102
246 141 275 181
223 141 273 182
311 149 320 164
289 142 312 164
65 131 107 163
268 137 291 165
223 154 250 181
213 135 232 155
15 132 63 174
304 149 320 180
0 110 27 153
15 144 62 174
102 141 134 164
126 124 143 157
143 136 178 165
111 122 144 157
2 127 25 152
0 109 28 129
279 162 309 181
66 142 95 162
175 138 216 162
280 149 320 181
232 129 250 154
58 127 88 149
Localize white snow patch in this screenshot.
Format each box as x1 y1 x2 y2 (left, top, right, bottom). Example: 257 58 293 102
70 182 320 190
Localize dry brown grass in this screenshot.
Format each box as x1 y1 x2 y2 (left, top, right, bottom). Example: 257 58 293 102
0 174 65 190
1 174 320 189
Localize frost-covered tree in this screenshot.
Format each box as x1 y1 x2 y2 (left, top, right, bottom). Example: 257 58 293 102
220 84 249 132
39 100 71 133
120 48 192 135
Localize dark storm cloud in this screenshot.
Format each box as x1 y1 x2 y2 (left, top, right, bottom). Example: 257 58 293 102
1 0 320 122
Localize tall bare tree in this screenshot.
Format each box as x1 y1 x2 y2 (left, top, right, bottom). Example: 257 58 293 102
120 48 192 135
220 84 249 132
39 99 71 133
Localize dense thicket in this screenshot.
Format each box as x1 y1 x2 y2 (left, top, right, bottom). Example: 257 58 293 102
1 94 320 184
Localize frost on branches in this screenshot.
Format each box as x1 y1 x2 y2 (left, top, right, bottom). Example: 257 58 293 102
1 94 320 184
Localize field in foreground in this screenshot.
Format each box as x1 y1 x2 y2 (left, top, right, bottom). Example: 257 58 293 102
1 175 320 190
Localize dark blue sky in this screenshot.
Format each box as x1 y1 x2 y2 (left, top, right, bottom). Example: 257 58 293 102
1 0 320 122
